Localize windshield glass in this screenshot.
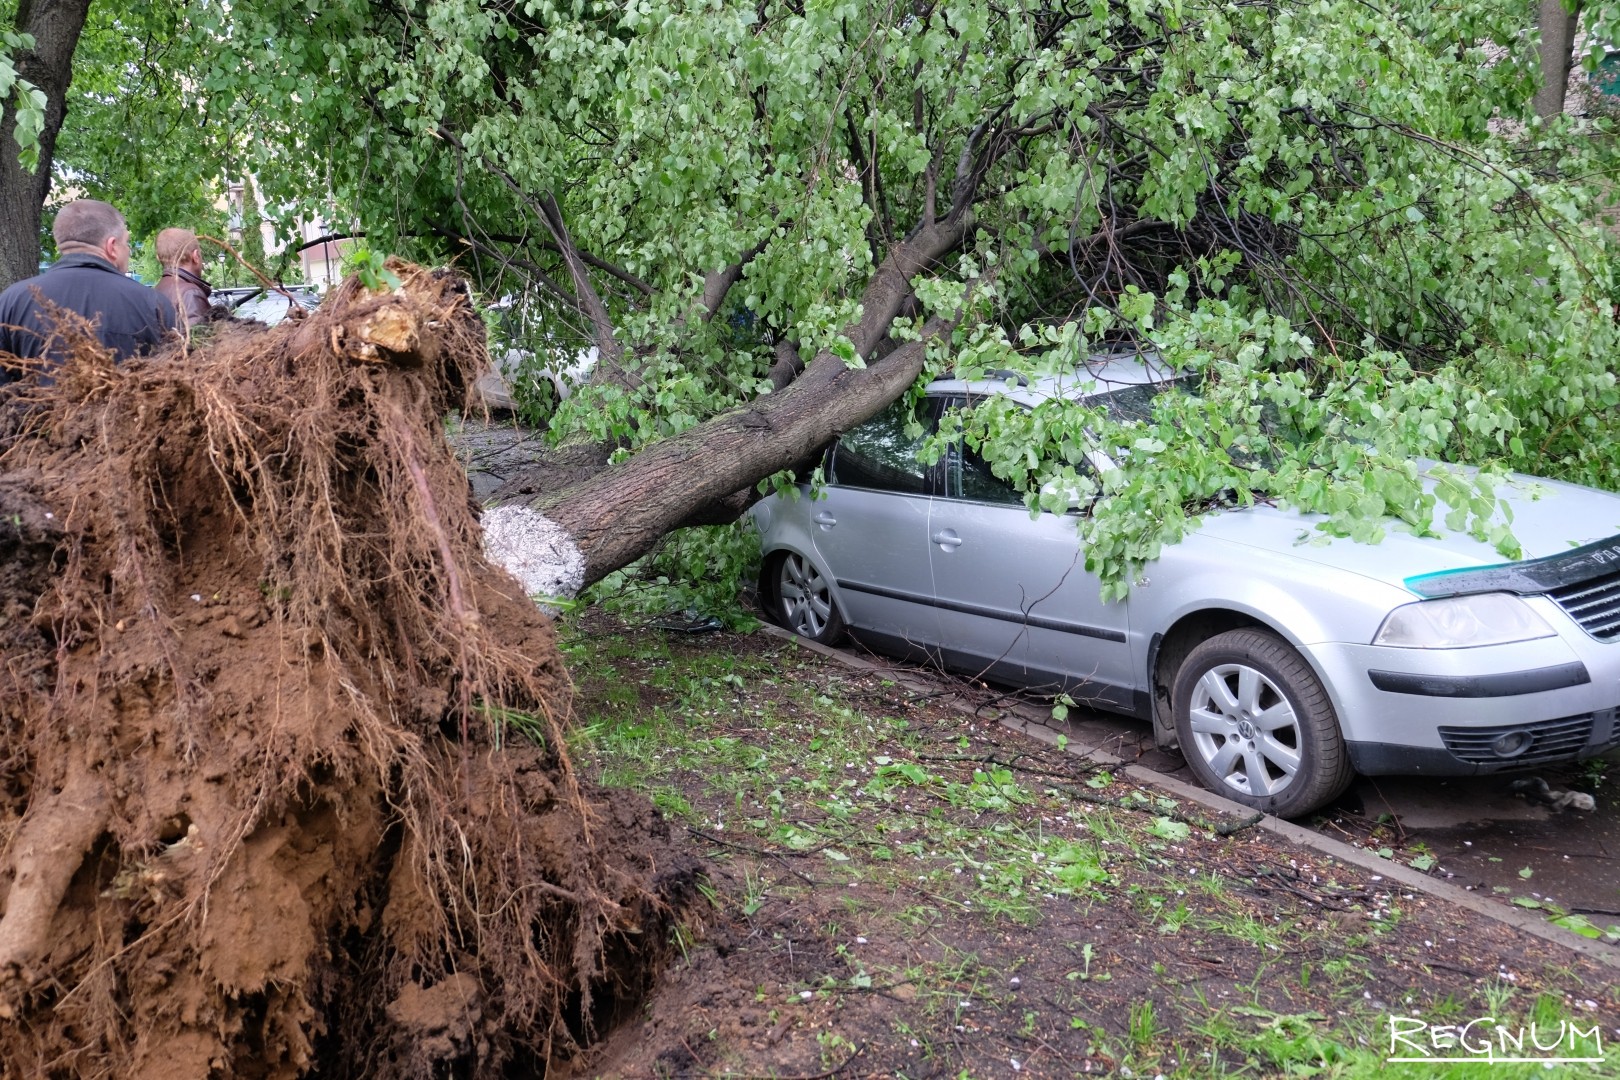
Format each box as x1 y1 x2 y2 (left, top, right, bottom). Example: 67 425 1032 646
1087 379 1190 424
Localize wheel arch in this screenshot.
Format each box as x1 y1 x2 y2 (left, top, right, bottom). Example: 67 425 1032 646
756 543 850 630
755 544 797 620
756 544 786 614
1147 602 1343 751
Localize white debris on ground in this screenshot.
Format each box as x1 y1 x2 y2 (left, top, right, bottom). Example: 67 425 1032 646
480 505 586 612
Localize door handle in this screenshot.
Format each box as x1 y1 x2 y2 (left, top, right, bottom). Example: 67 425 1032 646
931 529 962 550
812 511 837 528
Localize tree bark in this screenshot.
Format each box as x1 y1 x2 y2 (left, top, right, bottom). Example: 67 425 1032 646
1534 0 1581 119
535 322 951 586
521 217 972 586
0 0 92 290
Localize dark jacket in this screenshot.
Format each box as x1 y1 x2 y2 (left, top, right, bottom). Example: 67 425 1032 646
156 265 213 326
0 254 179 383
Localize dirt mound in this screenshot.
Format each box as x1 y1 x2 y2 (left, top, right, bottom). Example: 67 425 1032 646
0 266 695 1078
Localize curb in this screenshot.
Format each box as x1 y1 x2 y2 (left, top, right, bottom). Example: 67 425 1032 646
757 624 1620 971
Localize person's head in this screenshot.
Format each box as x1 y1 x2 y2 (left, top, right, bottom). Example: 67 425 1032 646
53 199 131 273
155 227 203 275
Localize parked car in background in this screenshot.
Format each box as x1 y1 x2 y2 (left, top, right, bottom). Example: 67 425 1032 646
472 291 601 415
471 345 599 415
749 354 1620 817
215 285 321 326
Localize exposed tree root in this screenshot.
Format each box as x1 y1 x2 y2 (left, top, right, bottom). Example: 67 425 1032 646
0 262 698 1078
0 762 108 1016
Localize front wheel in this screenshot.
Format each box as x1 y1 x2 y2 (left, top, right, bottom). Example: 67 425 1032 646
1172 628 1352 818
765 552 846 645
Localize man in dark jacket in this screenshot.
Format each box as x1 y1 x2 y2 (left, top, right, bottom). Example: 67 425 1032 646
0 199 179 384
154 227 213 325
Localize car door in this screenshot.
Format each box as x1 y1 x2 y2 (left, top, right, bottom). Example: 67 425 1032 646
926 398 1139 714
808 397 944 654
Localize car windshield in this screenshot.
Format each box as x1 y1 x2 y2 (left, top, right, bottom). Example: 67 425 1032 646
1086 375 1315 447
1085 379 1188 424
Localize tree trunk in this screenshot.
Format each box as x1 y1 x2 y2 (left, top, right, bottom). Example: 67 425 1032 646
508 217 972 588
1534 0 1581 119
0 0 91 290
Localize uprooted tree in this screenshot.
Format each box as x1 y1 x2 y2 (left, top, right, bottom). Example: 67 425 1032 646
171 0 1620 601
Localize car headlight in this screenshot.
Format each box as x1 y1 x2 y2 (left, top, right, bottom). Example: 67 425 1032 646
1373 593 1555 649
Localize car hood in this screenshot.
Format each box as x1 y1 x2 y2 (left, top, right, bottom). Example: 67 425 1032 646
1196 468 1620 595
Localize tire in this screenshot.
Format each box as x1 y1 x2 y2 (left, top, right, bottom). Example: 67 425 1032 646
1171 628 1353 818
765 551 846 645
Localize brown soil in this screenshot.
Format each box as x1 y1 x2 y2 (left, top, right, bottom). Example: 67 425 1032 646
0 270 694 1079
559 613 1620 1079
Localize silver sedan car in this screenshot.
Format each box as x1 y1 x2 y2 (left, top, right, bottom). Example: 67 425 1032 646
749 356 1620 817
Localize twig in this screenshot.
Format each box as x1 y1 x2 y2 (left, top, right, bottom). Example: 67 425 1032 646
1043 777 1264 836
685 827 824 888
686 826 814 860
1247 865 1353 911
915 750 1112 786
197 233 304 307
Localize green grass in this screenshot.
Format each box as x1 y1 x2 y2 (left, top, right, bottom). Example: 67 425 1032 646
560 618 1620 1078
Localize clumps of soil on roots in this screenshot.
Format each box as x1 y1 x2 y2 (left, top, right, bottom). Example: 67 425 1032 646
0 264 698 1078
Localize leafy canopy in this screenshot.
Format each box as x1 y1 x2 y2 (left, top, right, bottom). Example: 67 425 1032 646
50 4 235 246
142 1 1620 596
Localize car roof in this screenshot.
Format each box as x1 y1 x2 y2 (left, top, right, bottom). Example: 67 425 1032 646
925 349 1182 407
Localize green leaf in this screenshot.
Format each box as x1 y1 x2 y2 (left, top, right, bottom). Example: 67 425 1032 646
1148 816 1191 841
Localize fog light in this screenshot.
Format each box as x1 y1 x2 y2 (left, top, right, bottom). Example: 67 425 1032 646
1491 730 1532 759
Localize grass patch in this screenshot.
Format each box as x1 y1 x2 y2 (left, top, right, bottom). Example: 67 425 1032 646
562 613 1620 1079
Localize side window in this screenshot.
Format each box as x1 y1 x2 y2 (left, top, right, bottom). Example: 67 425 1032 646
954 444 1027 505
829 398 936 495
942 394 1096 508
940 393 1025 505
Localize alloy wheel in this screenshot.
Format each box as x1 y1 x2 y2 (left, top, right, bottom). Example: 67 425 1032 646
778 553 835 639
1185 661 1302 799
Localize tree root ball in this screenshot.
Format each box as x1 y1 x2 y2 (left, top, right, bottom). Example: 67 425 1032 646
0 263 697 1078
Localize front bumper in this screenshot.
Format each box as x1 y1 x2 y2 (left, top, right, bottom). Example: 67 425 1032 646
1346 709 1618 775
1305 603 1620 776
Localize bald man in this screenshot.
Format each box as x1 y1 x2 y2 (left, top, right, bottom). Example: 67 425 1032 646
0 199 179 383
154 227 214 325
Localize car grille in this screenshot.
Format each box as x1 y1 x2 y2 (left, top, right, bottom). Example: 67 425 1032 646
1437 715 1594 766
1547 568 1620 641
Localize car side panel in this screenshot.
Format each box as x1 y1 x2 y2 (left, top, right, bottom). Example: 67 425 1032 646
808 485 940 647
925 498 1136 707
1127 539 1446 744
